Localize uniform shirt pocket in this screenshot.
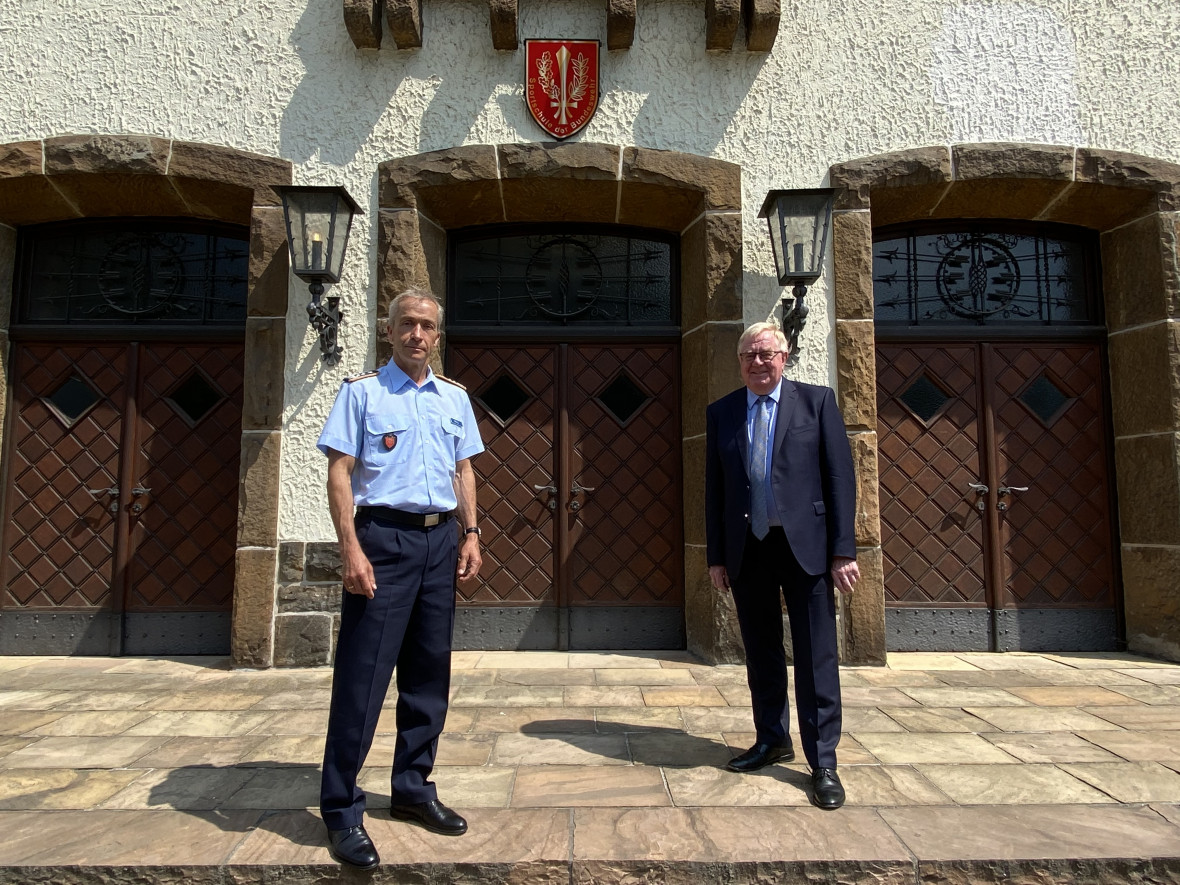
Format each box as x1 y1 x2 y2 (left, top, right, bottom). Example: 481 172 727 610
365 416 410 459
440 415 464 440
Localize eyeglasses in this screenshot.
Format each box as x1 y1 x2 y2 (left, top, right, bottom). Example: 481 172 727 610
739 350 785 363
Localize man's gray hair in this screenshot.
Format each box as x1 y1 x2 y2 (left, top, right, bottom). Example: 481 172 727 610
738 321 789 354
387 287 445 329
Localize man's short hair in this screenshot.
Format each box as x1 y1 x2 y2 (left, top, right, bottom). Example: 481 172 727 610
738 321 789 354
387 288 445 329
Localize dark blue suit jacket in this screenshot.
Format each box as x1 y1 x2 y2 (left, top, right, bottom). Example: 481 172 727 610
705 379 857 579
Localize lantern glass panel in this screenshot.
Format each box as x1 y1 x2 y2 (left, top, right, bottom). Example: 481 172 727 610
760 189 834 285
277 187 359 284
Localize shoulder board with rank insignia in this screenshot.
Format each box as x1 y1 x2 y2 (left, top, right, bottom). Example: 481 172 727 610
345 370 378 383
436 374 467 391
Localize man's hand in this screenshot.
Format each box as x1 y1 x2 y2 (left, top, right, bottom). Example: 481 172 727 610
341 542 377 599
831 556 859 595
709 565 730 591
457 534 482 584
327 451 376 598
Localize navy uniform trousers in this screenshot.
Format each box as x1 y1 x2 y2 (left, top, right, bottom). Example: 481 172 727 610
320 511 458 831
730 526 841 770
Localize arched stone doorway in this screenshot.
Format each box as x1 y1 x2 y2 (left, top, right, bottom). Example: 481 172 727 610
369 143 746 661
0 135 292 664
829 143 1180 662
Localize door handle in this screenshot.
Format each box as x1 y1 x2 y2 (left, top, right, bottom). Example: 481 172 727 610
967 482 988 511
569 482 595 512
534 484 558 511
996 485 1028 511
87 486 120 514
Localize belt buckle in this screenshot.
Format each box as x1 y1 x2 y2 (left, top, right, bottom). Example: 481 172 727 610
423 513 441 527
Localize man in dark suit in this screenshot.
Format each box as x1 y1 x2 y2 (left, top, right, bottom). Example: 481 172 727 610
705 321 859 809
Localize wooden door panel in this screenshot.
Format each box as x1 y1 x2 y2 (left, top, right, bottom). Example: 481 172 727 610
876 344 988 607
567 344 682 607
2 344 126 610
448 345 557 605
127 343 243 612
991 344 1115 609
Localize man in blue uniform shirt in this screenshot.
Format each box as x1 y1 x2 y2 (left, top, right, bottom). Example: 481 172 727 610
317 288 484 869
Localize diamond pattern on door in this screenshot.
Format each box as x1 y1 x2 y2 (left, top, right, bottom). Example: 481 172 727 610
129 344 243 611
44 375 102 427
993 344 1114 609
568 345 682 606
2 345 125 609
877 345 987 606
449 346 556 605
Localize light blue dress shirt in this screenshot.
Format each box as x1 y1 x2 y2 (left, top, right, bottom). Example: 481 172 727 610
747 380 783 529
317 362 484 512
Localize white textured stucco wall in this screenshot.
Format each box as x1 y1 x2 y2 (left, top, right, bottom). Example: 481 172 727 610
2 0 1178 540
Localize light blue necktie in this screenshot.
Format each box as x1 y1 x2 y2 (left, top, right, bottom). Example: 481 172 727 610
749 395 770 540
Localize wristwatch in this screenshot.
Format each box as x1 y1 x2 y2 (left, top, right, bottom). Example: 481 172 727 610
464 526 482 538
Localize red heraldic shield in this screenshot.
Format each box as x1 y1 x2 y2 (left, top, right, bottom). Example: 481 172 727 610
525 40 600 140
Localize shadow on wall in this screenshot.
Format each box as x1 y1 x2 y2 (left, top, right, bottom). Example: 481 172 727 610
279 1 774 166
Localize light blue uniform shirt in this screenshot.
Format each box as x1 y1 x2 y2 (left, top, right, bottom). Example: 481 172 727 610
747 379 783 529
317 362 484 512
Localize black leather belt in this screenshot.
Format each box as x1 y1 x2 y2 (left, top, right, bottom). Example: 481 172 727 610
357 506 455 527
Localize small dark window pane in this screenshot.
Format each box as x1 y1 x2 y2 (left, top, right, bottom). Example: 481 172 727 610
1020 374 1070 425
478 374 531 423
451 228 676 329
167 371 224 425
899 375 950 423
18 222 248 329
45 375 100 425
598 372 650 425
874 227 1097 328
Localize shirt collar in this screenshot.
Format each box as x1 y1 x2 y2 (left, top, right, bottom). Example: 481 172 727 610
383 361 438 393
746 379 783 411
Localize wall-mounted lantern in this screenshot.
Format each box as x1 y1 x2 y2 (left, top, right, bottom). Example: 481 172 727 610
758 187 834 367
275 185 361 366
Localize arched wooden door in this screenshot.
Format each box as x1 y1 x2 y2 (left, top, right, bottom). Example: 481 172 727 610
445 225 684 649
0 220 247 655
447 342 683 650
873 223 1119 651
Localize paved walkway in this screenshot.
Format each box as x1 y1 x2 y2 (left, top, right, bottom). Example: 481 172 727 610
1 650 1179 883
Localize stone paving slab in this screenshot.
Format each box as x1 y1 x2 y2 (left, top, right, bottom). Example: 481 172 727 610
0 651 1179 883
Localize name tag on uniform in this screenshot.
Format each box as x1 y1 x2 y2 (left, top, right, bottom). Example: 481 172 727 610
450 418 463 429
383 434 397 450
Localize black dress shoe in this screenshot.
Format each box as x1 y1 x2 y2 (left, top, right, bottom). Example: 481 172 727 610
726 740 796 773
390 799 468 835
327 824 380 869
811 767 845 809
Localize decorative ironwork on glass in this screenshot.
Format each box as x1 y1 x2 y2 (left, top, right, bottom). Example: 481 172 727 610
166 371 225 426
898 374 951 423
1020 373 1071 426
44 375 101 426
477 374 532 424
873 228 1096 327
597 371 651 425
452 231 675 327
19 224 248 327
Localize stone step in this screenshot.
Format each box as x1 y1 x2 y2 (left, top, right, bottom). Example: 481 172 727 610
2 805 1180 884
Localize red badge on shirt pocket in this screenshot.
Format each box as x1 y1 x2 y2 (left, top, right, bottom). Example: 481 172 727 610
383 434 397 450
